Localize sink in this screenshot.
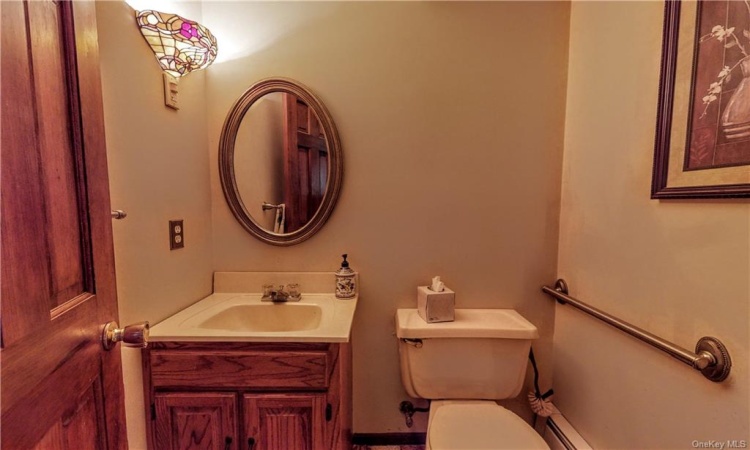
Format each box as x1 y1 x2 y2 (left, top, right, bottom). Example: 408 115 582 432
148 292 357 342
197 303 323 332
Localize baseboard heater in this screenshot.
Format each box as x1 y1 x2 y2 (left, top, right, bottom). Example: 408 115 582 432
543 412 593 450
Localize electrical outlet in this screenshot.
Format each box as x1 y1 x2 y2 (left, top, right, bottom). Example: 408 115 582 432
169 220 184 250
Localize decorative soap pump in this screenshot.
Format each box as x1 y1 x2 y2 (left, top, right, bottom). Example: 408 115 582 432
335 254 356 299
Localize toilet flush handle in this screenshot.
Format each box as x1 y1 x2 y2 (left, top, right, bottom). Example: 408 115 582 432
400 338 423 348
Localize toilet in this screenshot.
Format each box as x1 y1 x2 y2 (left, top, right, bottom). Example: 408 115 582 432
396 308 550 450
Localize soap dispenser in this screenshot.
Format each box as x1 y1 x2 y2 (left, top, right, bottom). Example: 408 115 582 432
335 254 356 299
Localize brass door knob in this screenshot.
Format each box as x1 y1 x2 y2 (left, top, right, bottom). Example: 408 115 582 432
102 321 149 350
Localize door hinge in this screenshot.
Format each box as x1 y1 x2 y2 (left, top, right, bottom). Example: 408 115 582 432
150 403 156 420
325 403 332 422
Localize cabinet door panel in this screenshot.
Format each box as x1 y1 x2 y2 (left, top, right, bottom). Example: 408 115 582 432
154 392 237 450
244 393 325 450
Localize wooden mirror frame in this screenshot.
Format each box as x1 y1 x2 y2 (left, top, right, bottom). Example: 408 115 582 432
219 78 343 246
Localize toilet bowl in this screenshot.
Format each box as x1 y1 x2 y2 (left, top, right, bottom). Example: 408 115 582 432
396 308 549 450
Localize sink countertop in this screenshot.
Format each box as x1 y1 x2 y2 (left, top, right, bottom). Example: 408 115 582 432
149 292 358 343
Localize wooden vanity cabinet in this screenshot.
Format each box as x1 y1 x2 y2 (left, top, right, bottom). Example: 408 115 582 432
142 342 351 450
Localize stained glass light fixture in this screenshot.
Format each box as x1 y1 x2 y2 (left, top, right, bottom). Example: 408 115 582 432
136 10 218 109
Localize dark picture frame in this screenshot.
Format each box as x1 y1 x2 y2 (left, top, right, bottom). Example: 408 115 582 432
652 0 750 199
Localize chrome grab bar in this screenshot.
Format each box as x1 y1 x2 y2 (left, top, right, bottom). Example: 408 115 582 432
541 279 731 382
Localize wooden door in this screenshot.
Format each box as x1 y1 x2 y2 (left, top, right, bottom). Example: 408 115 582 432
283 93 329 232
154 393 238 450
244 393 326 450
1 1 126 449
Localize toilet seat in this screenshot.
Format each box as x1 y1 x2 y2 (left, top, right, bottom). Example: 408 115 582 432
427 400 550 450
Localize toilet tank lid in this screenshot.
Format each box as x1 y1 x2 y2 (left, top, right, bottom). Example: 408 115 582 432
396 309 539 339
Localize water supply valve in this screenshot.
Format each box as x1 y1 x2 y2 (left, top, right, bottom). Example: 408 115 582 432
399 401 429 428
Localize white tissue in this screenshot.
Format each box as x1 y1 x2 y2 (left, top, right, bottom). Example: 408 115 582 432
431 276 445 292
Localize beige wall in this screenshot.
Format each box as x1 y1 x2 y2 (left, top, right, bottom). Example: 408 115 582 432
96 2 214 448
556 1 750 448
204 1 570 433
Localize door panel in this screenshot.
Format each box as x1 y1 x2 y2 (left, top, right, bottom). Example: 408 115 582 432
2 313 101 449
1 0 91 344
1 1 126 449
31 378 107 450
27 0 91 310
0 0 52 344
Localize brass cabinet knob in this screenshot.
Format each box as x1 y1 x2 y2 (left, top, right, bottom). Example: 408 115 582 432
102 321 149 350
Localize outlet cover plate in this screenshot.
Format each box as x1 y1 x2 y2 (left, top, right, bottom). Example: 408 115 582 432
169 220 184 250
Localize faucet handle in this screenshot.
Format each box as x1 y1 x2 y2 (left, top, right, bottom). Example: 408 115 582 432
286 283 301 299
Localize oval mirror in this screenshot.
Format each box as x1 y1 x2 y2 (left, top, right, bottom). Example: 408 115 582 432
219 78 343 245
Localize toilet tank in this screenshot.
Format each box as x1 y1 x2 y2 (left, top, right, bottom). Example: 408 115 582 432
396 309 539 400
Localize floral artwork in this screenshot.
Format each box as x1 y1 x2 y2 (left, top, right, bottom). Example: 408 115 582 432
136 10 218 78
686 0 750 170
652 1 750 198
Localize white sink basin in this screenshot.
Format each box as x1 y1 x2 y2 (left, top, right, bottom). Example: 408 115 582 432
197 303 323 332
149 293 357 343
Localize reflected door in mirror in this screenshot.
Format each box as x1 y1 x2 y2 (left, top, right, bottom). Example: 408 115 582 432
283 93 328 232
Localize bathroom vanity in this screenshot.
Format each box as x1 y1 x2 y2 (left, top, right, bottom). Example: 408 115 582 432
142 341 351 450
142 272 357 450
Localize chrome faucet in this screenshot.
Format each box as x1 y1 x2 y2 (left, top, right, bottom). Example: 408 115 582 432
261 284 301 302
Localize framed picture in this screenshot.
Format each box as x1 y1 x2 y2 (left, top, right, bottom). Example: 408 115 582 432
652 0 750 198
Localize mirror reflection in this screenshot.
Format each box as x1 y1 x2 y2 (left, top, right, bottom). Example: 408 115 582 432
219 77 342 246
234 92 329 234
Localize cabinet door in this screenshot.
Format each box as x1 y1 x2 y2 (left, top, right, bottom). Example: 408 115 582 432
244 393 325 450
155 392 237 450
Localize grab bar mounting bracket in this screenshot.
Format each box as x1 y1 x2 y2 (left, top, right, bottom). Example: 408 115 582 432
695 336 731 382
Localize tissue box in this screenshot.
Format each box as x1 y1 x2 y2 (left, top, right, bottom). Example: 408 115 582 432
417 286 455 323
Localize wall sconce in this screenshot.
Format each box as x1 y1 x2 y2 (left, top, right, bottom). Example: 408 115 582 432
136 10 218 109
